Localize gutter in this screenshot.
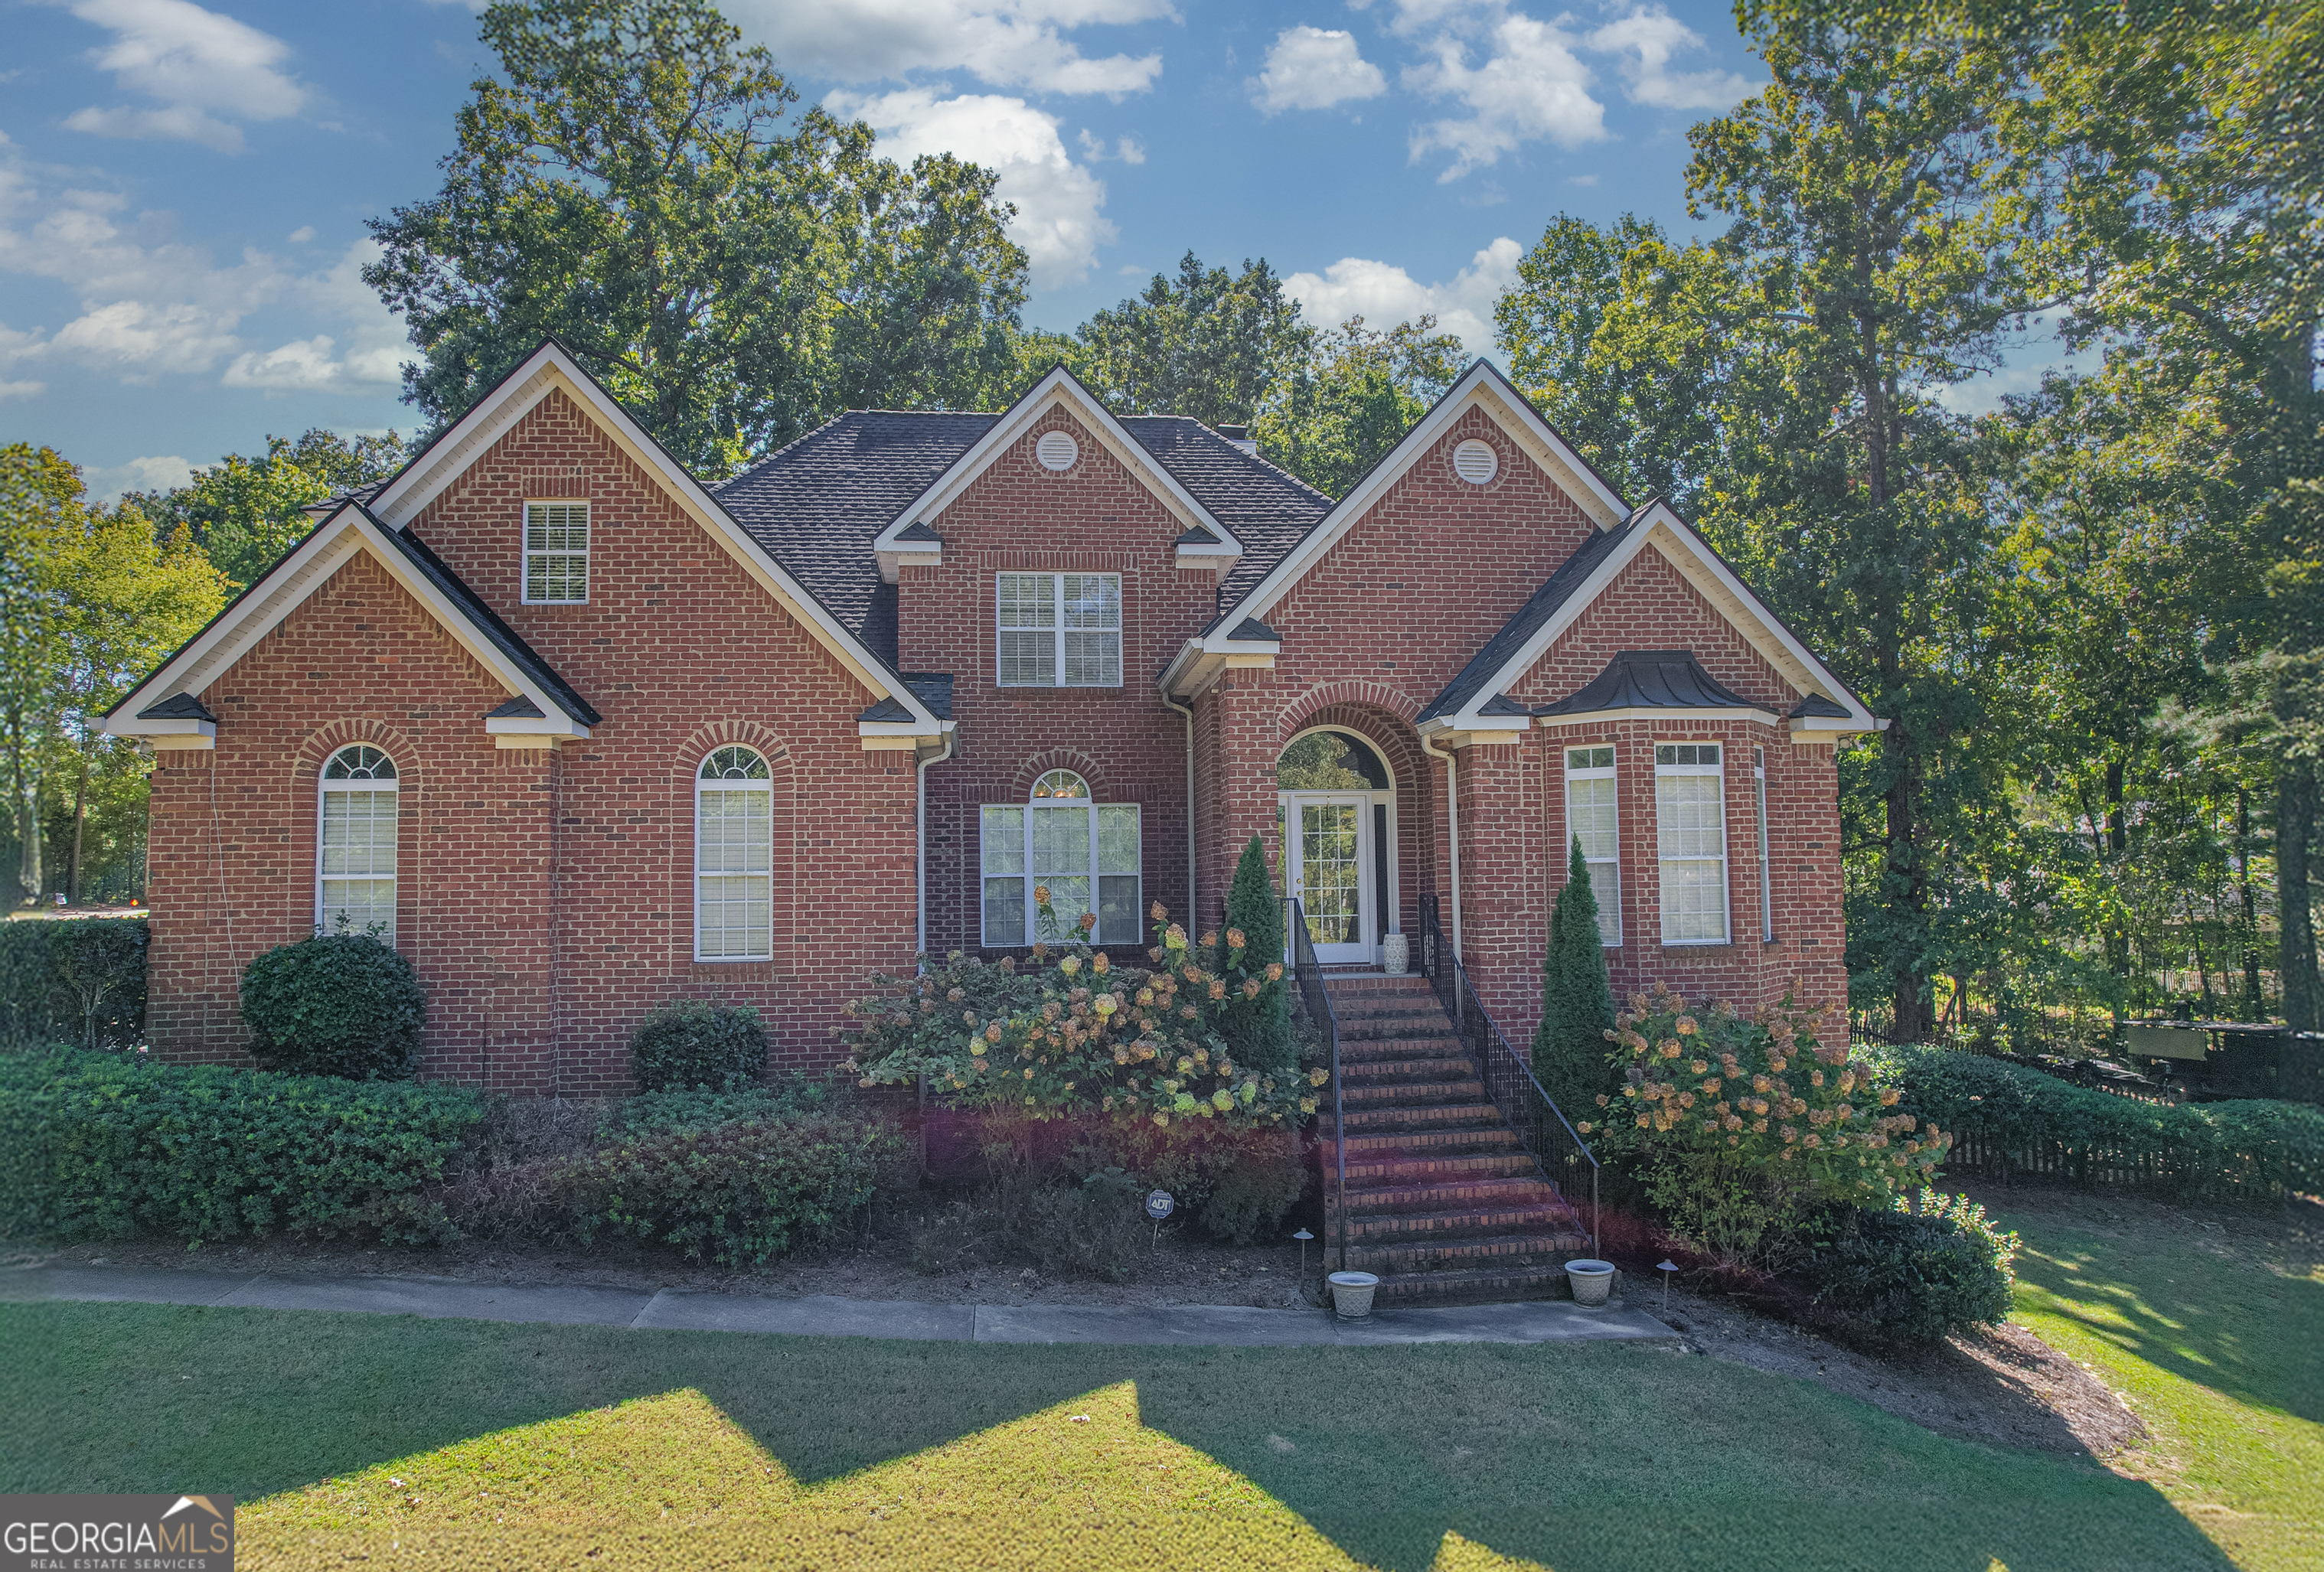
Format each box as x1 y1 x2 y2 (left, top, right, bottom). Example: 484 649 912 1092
916 730 957 963
1162 691 1198 926
1421 731 1463 960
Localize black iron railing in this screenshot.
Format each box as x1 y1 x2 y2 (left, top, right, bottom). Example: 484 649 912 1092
1418 894 1599 1252
1284 898 1347 1275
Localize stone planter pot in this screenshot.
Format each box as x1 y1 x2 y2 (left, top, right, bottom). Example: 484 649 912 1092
1328 1270 1380 1319
1380 933 1409 976
1563 1258 1617 1307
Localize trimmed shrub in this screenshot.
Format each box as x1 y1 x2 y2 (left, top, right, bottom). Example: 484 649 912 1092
540 1113 909 1265
0 917 147 1050
1216 837 1295 1074
606 1074 844 1136
1873 1044 2324 1203
1807 1190 2019 1346
240 932 424 1080
1076 1119 1307 1244
628 1000 768 1092
0 1052 480 1244
1534 839 1616 1122
1023 1166 1147 1281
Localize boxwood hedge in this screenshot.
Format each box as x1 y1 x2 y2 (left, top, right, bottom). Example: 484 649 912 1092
0 917 146 1050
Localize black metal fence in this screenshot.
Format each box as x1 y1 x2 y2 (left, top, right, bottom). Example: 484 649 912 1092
1284 898 1348 1274
1418 895 1599 1252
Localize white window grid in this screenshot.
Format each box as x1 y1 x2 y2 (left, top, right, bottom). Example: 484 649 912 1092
995 572 1121 687
980 771 1141 945
523 501 589 605
317 744 397 941
1656 742 1730 945
695 745 772 961
1562 745 1621 947
1754 745 1774 942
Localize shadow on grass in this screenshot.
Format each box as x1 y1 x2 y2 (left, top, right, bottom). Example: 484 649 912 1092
5 1301 2234 1572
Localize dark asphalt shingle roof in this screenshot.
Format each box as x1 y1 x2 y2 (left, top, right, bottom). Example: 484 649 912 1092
1790 692 1850 719
1419 516 1640 722
1533 651 1758 717
712 411 1332 659
138 692 217 722
384 515 602 727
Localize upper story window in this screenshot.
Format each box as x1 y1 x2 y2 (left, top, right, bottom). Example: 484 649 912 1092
1656 742 1728 945
696 745 772 961
523 501 589 605
996 572 1121 687
318 745 397 941
981 770 1141 946
1563 745 1621 947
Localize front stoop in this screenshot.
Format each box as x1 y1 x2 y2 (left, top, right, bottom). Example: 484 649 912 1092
1317 974 1589 1306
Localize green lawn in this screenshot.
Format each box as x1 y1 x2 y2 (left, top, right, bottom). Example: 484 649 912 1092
1986 1190 2322 1572
8 1296 2224 1572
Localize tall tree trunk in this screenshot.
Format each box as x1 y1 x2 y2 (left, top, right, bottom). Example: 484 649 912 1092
69 733 90 907
2280 760 2319 1031
2238 787 2264 1016
1885 726 1933 1041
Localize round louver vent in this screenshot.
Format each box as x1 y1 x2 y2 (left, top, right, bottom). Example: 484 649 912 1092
1452 439 1499 484
1036 431 1079 471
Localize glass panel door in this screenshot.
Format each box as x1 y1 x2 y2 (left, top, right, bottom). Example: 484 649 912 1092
1285 794 1370 964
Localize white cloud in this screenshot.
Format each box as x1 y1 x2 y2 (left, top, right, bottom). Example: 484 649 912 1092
1285 235 1521 350
51 297 242 374
0 378 45 400
1585 5 1752 111
1405 13 1605 181
1248 27 1387 116
833 88 1115 289
1076 129 1144 162
725 0 1169 96
51 0 311 155
81 453 193 501
287 224 314 243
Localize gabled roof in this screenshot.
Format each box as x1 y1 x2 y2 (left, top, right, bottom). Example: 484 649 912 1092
1533 650 1758 718
1420 500 1879 738
138 692 217 722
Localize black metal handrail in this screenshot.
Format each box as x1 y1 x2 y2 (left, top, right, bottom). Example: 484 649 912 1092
1418 894 1599 1252
1284 898 1347 1276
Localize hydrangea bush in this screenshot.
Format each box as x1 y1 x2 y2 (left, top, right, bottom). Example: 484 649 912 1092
840 900 1323 1128
1582 982 1954 1267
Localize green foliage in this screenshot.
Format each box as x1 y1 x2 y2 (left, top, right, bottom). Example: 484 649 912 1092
541 1113 908 1265
1076 1119 1307 1244
1874 1045 2324 1202
1587 984 1954 1267
1806 1189 2018 1346
0 1051 481 1244
126 429 406 589
367 0 1027 477
0 917 145 1050
1216 837 1294 1075
627 999 768 1092
1019 1166 1147 1282
1255 315 1463 497
605 1073 843 1134
1064 253 1312 431
1533 840 1616 1121
239 932 426 1081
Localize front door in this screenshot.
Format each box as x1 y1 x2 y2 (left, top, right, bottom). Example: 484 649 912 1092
1284 794 1371 964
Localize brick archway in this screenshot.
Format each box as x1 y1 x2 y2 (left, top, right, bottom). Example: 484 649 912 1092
1266 696 1438 961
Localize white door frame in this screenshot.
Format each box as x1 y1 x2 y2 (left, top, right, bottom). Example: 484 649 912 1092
1282 791 1378 964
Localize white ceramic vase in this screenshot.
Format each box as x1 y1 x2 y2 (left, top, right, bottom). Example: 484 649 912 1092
1380 932 1408 976
1328 1270 1380 1319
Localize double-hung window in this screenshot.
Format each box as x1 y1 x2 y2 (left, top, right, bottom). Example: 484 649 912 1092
981 771 1141 944
318 745 398 940
1754 745 1774 941
1562 745 1621 946
1656 742 1729 944
696 746 772 960
524 501 589 604
995 572 1120 687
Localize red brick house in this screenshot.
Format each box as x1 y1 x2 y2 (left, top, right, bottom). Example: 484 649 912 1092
108 339 1877 1097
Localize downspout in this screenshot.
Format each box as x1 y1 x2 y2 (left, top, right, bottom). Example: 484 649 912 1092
1161 692 1197 926
1421 730 1462 961
916 729 956 965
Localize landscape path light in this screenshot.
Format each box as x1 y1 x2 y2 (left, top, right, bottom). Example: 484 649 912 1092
1657 1259 1678 1315
1293 1228 1314 1287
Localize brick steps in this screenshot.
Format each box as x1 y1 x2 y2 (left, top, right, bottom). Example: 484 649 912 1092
1317 975 1589 1306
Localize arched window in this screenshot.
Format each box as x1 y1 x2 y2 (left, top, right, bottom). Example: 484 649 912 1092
697 745 772 960
979 769 1141 946
318 745 398 940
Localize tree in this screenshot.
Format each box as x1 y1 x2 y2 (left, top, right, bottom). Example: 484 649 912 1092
366 0 1029 476
1066 253 1313 429
1217 834 1293 1073
1255 315 1462 497
129 429 406 589
1535 839 1616 1120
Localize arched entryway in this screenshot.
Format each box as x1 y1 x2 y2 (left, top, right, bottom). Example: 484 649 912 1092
1277 728 1397 964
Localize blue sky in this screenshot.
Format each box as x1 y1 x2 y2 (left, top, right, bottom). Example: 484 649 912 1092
2 0 1774 497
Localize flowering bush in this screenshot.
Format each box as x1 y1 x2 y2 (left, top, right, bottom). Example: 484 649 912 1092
1581 983 1953 1267
840 901 1320 1129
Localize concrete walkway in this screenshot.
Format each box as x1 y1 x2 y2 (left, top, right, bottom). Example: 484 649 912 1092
2 1263 1674 1349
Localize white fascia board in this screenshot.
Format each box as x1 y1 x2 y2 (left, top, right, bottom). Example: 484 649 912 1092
875 545 943 584
106 507 590 742
872 369 1239 556
1173 539 1242 575
1226 362 1628 633
370 341 942 737
1535 706 1783 728
1790 715 1888 742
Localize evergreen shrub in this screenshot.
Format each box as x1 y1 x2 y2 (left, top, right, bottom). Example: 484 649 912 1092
1806 1189 2018 1345
0 917 147 1050
1534 839 1616 1121
628 1000 768 1092
1216 835 1294 1073
239 931 424 1080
